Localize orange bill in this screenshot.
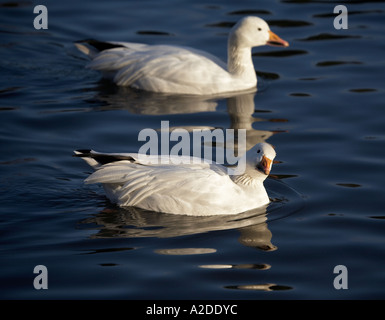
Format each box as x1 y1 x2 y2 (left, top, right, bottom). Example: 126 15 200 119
267 30 289 47
260 155 273 175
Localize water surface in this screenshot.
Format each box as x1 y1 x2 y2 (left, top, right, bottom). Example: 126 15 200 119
0 0 385 299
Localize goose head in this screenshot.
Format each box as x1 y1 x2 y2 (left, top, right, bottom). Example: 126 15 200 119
247 142 276 176
230 16 289 49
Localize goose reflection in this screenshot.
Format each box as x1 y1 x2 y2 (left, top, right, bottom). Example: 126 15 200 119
79 205 276 251
225 91 273 152
92 85 274 150
93 83 219 114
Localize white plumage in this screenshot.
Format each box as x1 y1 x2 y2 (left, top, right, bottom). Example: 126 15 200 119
75 16 288 95
74 143 276 216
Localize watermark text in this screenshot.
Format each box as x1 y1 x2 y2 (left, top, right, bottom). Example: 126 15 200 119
334 5 348 30
137 121 246 174
33 5 48 30
33 265 48 290
333 264 348 289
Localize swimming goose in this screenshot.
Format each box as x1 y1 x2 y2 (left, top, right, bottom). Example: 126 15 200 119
74 142 276 216
75 16 288 95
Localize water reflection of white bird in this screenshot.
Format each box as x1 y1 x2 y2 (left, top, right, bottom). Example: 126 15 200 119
227 92 274 148
74 142 276 216
75 16 288 95
79 205 276 251
94 85 221 114
93 89 275 152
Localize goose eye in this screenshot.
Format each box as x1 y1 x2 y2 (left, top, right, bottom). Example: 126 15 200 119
258 27 262 31
257 149 261 153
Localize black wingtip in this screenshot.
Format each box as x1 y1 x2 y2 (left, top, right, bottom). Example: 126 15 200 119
73 149 92 157
75 39 125 52
73 150 136 164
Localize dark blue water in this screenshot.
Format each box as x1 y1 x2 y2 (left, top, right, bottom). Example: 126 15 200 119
1 0 384 300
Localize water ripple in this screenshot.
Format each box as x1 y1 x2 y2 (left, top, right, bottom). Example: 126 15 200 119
228 9 272 16
200 263 271 270
316 61 363 67
136 30 175 36
225 284 293 291
254 49 308 58
155 248 216 255
267 19 313 27
298 33 361 41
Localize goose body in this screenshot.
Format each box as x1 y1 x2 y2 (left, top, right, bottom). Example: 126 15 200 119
75 16 288 95
74 143 276 216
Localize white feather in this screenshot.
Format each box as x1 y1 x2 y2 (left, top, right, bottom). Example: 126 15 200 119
75 143 276 216
75 16 288 95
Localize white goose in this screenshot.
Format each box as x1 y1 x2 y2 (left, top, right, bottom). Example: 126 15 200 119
74 143 276 216
75 16 288 95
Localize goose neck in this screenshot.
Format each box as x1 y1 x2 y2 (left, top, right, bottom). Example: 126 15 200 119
227 38 256 83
